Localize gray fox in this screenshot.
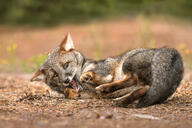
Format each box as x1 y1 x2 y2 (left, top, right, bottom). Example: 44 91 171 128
31 33 184 108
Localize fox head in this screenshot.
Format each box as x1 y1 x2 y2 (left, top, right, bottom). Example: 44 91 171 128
30 33 85 92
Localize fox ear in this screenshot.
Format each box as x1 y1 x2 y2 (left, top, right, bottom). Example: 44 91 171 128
59 33 75 52
30 69 45 82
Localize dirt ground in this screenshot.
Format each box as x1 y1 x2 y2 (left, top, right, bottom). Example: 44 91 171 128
0 18 192 128
0 71 192 128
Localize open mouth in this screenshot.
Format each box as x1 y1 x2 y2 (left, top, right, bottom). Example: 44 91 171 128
69 76 82 92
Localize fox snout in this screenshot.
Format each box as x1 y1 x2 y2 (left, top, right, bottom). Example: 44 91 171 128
59 72 73 86
62 77 70 84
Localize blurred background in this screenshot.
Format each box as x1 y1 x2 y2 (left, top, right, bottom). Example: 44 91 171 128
0 0 192 73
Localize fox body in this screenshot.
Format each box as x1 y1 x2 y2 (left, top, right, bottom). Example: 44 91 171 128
31 34 183 108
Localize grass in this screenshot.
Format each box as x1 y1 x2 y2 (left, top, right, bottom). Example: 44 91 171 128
0 42 47 73
0 16 192 72
1 40 192 73
178 43 192 69
133 15 156 48
90 25 102 60
1 0 192 26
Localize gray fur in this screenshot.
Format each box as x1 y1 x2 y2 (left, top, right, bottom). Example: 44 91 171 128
38 47 85 91
82 48 183 107
136 48 183 107
33 37 183 108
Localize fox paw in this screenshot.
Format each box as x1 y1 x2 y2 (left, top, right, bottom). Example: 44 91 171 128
112 98 129 107
64 88 79 99
95 84 111 94
80 71 94 84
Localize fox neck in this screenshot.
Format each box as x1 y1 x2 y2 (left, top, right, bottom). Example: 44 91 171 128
73 51 98 82
73 51 88 81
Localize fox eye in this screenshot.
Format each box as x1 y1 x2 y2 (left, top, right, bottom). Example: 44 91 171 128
53 73 58 77
63 62 69 69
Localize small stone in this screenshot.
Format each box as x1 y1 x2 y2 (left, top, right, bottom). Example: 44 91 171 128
0 96 8 105
56 112 61 117
106 114 113 119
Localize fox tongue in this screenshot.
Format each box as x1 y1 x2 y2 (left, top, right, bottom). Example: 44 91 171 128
71 80 79 92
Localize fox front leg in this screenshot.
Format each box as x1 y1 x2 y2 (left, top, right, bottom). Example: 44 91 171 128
96 73 139 94
80 71 106 85
80 71 94 84
113 85 150 107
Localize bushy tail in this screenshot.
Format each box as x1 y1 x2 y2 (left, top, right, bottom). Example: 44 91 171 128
136 48 183 108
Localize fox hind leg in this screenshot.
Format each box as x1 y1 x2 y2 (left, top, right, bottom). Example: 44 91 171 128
101 85 140 99
96 73 139 94
136 48 183 108
113 85 150 107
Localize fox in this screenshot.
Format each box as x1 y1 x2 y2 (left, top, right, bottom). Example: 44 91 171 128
31 33 184 108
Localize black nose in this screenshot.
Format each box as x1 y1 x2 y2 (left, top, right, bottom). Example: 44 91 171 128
63 78 70 84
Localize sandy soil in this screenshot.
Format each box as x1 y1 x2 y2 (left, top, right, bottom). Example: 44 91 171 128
0 72 192 128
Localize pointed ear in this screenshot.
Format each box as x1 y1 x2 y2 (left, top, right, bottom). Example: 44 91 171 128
30 69 45 82
59 33 75 52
